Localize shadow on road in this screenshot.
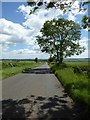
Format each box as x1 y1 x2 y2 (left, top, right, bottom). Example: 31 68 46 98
22 68 53 74
1 94 88 120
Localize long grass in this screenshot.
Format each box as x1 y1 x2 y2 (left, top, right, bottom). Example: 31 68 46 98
1 61 43 80
50 62 90 106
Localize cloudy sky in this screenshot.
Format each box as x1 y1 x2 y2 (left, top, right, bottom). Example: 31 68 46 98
0 0 89 59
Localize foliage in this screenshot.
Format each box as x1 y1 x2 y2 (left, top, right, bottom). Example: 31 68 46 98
36 18 85 63
82 15 90 30
34 57 38 63
50 62 90 106
1 61 42 79
27 0 85 14
48 56 56 62
0 61 2 70
27 0 90 30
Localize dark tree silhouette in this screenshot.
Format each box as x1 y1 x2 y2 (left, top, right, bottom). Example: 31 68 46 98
34 57 38 63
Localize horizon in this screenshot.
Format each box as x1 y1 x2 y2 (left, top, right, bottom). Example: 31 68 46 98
0 1 89 59
1 57 89 60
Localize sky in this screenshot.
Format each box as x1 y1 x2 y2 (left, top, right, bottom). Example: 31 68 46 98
0 0 89 59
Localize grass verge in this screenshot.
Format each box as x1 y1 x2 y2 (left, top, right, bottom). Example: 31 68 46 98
1 61 43 80
49 62 89 106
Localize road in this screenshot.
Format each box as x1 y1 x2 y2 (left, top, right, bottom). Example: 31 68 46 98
2 63 76 120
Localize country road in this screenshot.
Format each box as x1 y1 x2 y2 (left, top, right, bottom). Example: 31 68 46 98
1 63 77 120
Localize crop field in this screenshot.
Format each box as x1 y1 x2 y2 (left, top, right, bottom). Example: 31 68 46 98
50 61 90 106
1 61 43 80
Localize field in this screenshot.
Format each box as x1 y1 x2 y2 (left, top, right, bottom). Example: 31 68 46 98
0 61 43 80
49 61 90 106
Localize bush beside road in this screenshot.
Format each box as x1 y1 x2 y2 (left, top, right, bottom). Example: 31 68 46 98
1 61 43 80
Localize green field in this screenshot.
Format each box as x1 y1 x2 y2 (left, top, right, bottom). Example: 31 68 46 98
1 61 43 80
49 62 90 106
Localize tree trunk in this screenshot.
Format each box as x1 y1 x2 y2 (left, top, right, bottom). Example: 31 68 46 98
56 49 59 62
59 46 63 63
60 52 63 63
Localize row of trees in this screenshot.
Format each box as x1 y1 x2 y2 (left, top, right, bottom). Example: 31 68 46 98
36 18 85 63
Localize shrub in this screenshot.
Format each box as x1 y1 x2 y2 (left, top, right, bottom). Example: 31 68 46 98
50 62 89 106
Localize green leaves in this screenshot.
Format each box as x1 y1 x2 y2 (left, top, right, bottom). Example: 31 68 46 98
27 0 89 31
82 1 90 6
36 18 84 63
47 2 55 8
82 15 90 29
37 2 43 6
27 1 36 6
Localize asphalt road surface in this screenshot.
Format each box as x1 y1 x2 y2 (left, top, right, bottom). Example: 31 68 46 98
2 63 77 120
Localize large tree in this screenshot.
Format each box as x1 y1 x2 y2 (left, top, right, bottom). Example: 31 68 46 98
36 18 85 63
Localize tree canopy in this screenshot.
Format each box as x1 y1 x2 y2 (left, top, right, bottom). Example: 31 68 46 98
27 0 90 30
36 18 85 63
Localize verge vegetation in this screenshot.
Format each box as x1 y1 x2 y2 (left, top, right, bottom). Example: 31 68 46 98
1 61 43 80
49 62 90 106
